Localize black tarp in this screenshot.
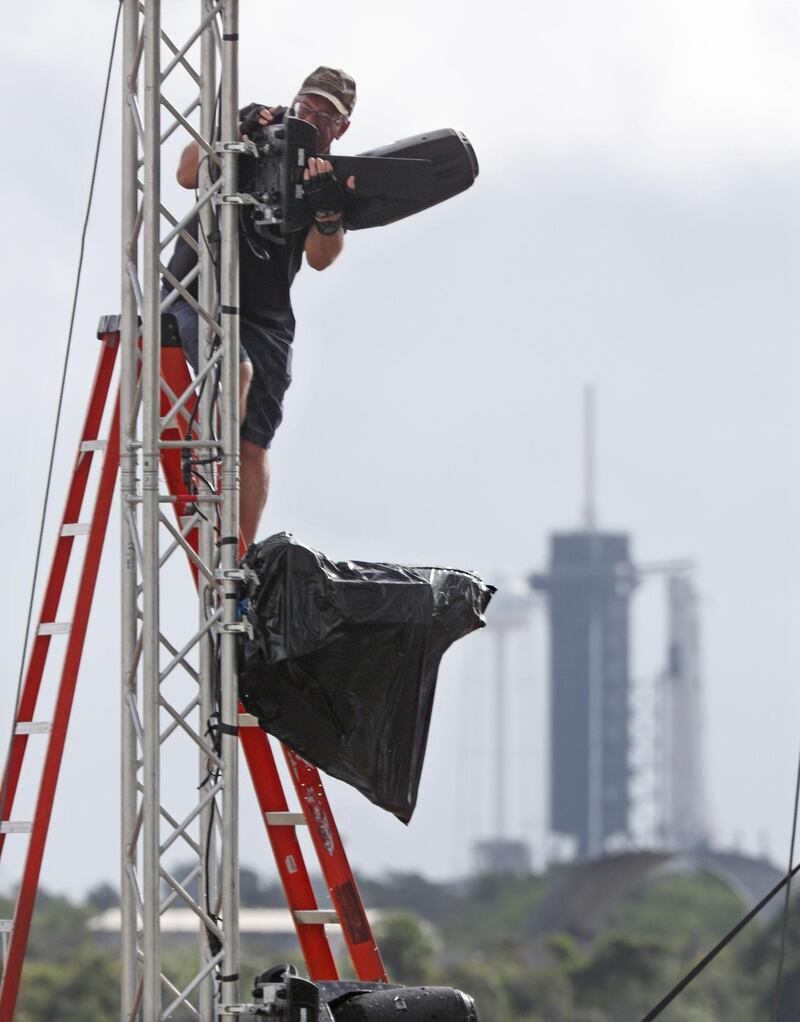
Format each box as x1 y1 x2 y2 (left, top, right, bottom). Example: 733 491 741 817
238 533 494 822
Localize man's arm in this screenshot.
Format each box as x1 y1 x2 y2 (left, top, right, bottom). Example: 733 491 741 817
305 216 346 271
177 142 201 189
303 158 355 271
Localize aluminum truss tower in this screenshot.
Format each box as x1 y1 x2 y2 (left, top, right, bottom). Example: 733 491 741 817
121 1 242 1016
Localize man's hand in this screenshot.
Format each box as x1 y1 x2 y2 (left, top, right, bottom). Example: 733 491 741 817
304 157 356 219
304 158 350 219
239 104 285 142
303 158 356 270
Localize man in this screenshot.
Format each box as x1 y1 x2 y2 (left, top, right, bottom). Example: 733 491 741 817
165 66 356 545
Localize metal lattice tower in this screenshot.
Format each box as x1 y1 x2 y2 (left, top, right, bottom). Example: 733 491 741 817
120 1 241 1016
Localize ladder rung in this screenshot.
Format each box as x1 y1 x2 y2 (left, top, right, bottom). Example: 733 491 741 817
60 523 91 537
15 722 51 736
265 812 306 827
238 713 259 728
0 822 32 834
80 439 107 453
37 622 72 636
294 910 339 926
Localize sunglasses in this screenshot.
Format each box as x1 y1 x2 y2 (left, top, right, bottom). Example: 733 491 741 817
294 101 347 130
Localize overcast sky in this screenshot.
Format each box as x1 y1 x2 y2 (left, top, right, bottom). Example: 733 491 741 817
1 0 799 898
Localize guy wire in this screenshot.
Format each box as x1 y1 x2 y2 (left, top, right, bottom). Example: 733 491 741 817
770 738 800 1020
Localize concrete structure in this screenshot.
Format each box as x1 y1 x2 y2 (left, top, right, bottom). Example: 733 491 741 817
527 849 783 944
472 838 532 876
532 531 637 858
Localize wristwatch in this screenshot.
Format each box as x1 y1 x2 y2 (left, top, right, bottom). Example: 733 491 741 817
314 217 343 236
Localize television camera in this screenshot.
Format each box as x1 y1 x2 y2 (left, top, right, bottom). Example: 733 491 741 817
231 112 479 240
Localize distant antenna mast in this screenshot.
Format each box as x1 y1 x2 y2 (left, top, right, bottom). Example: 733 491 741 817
583 385 597 532
583 384 602 856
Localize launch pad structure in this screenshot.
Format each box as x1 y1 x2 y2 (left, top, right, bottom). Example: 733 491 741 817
532 388 708 862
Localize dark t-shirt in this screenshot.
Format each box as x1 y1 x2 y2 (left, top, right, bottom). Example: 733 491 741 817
165 208 308 337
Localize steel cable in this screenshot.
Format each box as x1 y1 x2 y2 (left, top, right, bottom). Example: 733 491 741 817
770 739 800 1020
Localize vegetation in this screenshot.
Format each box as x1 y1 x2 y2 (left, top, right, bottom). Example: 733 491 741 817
3 864 798 1021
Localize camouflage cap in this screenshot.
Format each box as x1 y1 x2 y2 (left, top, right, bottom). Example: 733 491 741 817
297 66 356 118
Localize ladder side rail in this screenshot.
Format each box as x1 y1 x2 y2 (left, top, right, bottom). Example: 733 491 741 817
0 395 122 1022
240 729 339 979
0 335 119 858
284 749 388 982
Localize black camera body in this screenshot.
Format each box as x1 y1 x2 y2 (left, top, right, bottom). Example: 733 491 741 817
238 115 478 239
242 116 320 236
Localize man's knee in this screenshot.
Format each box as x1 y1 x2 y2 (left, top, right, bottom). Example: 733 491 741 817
241 438 269 470
239 362 254 415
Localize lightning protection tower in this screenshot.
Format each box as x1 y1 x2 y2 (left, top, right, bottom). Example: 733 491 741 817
657 572 709 850
472 583 535 876
120 1 242 1016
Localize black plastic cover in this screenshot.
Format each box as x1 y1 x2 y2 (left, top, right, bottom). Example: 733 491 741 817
239 534 494 823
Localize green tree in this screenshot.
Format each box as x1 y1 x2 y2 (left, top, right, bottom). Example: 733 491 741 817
605 871 746 948
17 948 119 1022
572 933 675 1020
440 874 546 954
24 893 93 964
439 959 510 1022
86 881 119 911
374 911 438 984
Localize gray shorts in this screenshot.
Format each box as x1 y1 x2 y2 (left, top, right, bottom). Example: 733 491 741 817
167 294 293 450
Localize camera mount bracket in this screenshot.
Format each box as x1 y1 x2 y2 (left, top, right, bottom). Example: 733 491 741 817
215 140 260 158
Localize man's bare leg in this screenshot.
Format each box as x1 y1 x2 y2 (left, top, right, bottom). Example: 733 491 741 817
236 361 265 546
239 362 252 417
240 439 269 547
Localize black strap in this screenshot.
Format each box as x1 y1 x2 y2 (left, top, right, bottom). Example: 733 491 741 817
219 723 239 737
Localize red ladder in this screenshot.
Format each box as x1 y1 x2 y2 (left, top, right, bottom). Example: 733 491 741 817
0 319 385 1020
0 328 121 1020
157 330 386 982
